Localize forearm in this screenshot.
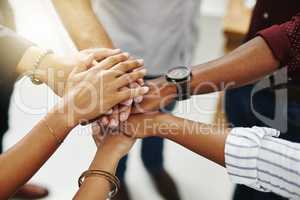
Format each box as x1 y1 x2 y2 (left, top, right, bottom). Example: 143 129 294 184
0 110 72 199
74 150 120 200
154 114 230 166
53 0 113 49
190 37 279 94
127 113 230 166
17 46 64 81
138 37 279 113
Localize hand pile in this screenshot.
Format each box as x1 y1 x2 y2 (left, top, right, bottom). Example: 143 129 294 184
52 48 165 151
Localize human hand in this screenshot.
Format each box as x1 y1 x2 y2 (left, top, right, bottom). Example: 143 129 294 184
38 48 122 97
132 77 177 114
91 122 136 159
97 76 176 130
97 78 145 128
54 52 149 127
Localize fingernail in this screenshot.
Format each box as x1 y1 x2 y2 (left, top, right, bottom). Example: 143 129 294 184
121 98 133 106
137 78 144 85
101 117 109 125
134 96 143 103
109 119 119 128
142 86 150 94
120 112 129 122
123 52 130 57
137 59 144 65
106 109 113 115
113 48 121 52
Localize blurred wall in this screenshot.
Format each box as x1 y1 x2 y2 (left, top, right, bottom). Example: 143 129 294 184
202 0 228 17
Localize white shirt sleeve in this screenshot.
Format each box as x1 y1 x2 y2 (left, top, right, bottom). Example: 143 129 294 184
225 126 300 200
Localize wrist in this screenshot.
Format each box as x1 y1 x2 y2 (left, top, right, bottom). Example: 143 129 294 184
44 109 74 141
153 113 176 137
90 149 120 174
17 47 52 81
49 103 78 130
157 76 177 96
38 53 68 85
17 46 69 88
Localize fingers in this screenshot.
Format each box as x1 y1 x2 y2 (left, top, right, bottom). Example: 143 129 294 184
91 122 102 147
83 48 122 62
119 105 131 122
130 82 144 103
119 87 133 122
106 109 113 115
111 59 144 76
120 86 134 106
108 106 119 128
118 86 150 102
69 53 95 77
121 98 133 106
74 49 123 76
94 52 130 71
115 69 147 89
137 78 144 86
98 116 109 127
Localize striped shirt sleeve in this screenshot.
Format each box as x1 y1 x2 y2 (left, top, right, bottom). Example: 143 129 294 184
225 126 300 200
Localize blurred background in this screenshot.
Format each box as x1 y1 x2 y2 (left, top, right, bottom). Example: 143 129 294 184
4 0 255 199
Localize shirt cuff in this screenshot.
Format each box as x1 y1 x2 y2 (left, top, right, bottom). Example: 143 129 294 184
257 25 291 66
225 126 280 192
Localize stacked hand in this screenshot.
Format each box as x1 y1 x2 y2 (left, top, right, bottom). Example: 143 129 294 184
90 79 178 159
96 56 146 129
60 50 178 157
52 48 149 127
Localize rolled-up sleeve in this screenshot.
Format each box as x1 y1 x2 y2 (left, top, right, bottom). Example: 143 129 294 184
225 126 300 200
258 13 300 73
0 25 34 133
0 25 33 81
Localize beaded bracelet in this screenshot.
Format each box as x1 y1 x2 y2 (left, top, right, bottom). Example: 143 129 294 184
29 49 53 85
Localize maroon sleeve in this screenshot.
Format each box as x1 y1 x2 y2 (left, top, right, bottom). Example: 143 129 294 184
257 13 300 72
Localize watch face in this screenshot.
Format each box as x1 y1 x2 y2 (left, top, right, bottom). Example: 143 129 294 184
167 66 191 81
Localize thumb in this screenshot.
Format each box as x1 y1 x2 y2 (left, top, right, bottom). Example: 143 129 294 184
81 53 95 70
70 53 94 77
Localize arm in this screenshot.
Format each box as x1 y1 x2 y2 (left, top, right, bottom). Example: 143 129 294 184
74 130 135 199
124 113 300 199
73 149 118 200
189 13 300 94
125 113 230 166
134 36 279 113
0 110 71 199
53 0 144 125
52 0 113 49
0 52 148 199
0 24 118 97
17 47 120 96
137 13 300 112
189 36 279 94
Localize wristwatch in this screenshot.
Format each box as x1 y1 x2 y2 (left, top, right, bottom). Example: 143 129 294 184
165 66 192 101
